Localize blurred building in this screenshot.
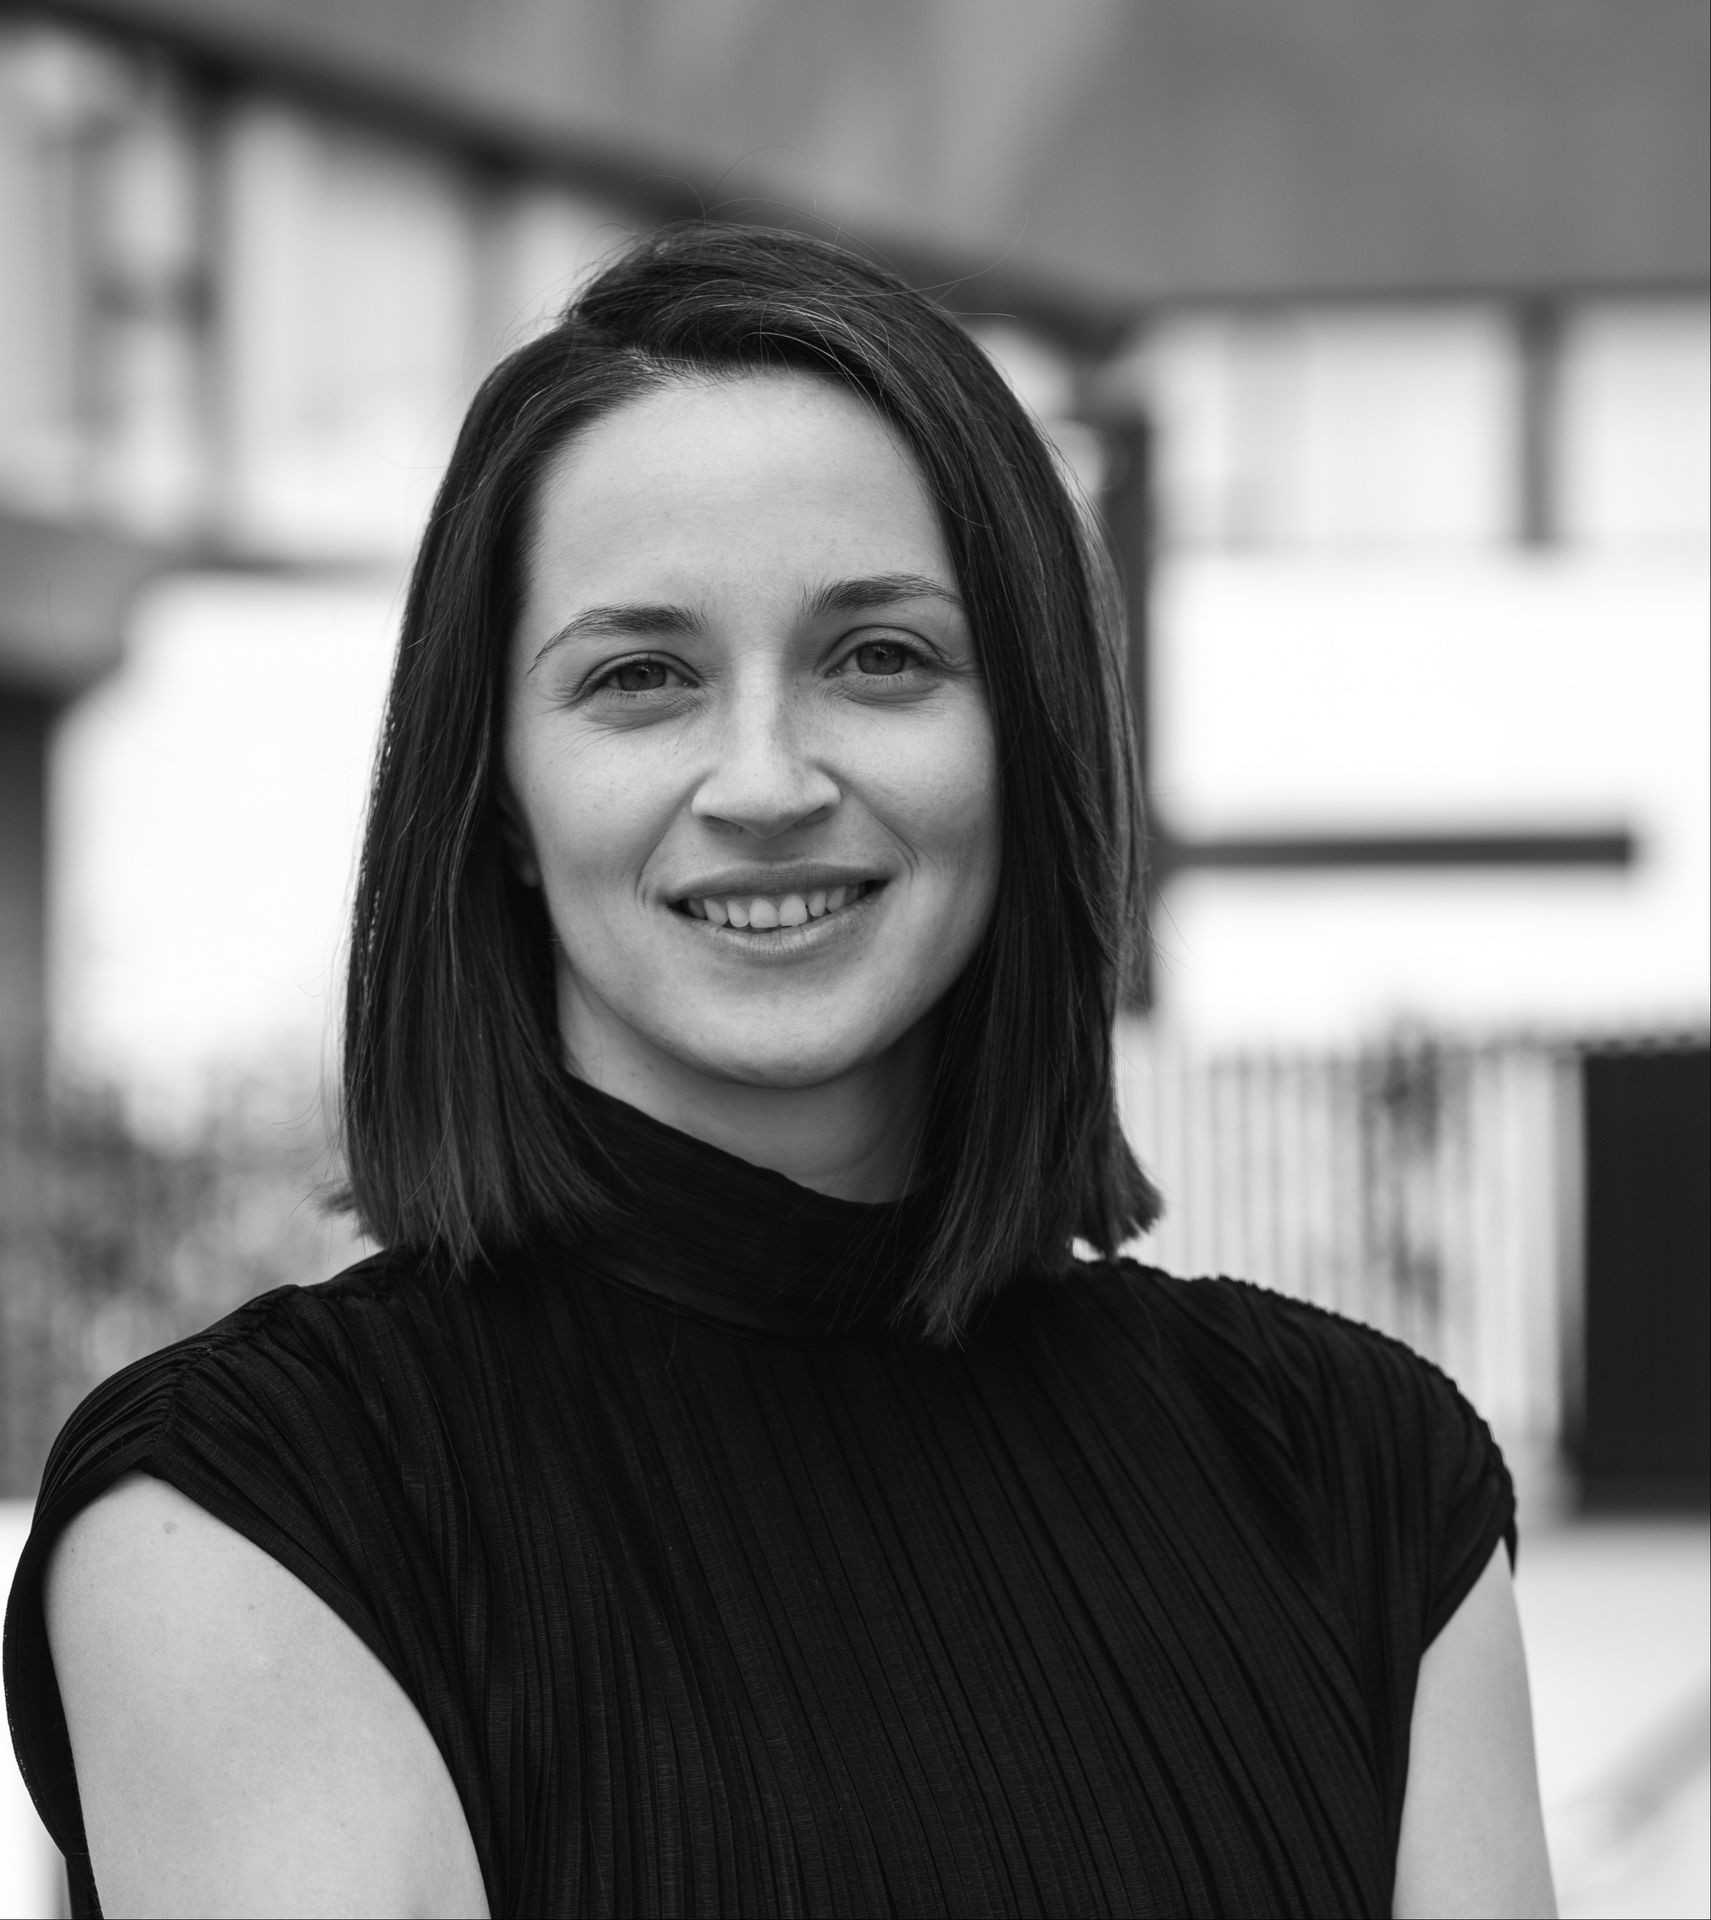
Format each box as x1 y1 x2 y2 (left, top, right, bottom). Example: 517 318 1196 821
0 1 1706 1503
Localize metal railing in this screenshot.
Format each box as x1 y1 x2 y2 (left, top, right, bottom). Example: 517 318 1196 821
0 1032 1587 1498
1116 1024 1578 1451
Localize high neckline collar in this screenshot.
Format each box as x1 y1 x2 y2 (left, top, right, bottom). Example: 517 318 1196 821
566 1077 940 1341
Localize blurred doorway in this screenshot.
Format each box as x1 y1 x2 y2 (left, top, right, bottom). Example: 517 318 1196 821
1576 1044 1711 1509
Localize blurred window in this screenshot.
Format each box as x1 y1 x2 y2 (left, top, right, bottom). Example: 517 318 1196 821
1557 301 1711 548
1140 308 1520 549
0 24 123 520
474 182 638 363
0 24 206 541
217 102 477 562
1137 299 1711 555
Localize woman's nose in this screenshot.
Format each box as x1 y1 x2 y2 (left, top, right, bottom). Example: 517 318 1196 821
689 696 840 839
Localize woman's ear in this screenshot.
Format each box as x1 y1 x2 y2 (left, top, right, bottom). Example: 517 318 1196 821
496 783 543 888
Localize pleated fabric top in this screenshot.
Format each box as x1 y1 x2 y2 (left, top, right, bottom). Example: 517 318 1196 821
6 1083 1514 1918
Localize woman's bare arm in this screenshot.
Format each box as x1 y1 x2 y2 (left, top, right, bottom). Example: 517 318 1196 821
1393 1542 1557 1918
43 1471 488 1920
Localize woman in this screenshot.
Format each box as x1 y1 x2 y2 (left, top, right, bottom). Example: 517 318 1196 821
6 223 1555 1918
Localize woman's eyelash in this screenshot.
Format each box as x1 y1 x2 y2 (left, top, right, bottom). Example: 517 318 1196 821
581 637 939 698
838 635 934 673
587 656 685 696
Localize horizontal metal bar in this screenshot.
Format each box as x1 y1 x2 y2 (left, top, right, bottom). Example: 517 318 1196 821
1155 829 1638 873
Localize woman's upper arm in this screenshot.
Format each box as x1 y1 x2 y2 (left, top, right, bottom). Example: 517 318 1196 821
42 1470 488 1920
1393 1541 1557 1919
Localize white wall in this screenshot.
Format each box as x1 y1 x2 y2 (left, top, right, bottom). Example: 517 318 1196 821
1150 553 1710 1043
50 572 401 1123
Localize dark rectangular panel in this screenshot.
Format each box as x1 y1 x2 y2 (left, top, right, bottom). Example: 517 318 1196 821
1577 1045 1711 1508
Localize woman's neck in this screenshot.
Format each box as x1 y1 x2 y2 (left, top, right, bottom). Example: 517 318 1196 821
562 1019 936 1204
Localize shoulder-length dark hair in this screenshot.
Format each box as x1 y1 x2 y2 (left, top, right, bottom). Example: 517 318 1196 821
341 219 1160 1345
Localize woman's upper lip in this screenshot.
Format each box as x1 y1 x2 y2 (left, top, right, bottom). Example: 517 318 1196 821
669 863 886 902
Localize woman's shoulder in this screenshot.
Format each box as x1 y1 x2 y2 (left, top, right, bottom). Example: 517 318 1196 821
15 1250 494 1915
1070 1258 1517 1633
9 1247 456 1694
34 1250 433 1492
3 1248 480 1882
1076 1256 1482 1424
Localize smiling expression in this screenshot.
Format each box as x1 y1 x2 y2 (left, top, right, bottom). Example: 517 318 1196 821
502 370 1002 1109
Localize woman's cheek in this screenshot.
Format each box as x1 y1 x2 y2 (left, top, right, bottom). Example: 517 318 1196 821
532 730 676 887
868 711 999 863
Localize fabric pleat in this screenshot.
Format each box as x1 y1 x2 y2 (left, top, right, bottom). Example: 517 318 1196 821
5 1085 1514 1918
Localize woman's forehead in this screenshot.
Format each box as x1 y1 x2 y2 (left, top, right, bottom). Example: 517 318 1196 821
524 371 955 610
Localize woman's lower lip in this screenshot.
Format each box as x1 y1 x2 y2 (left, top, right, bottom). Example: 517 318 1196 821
671 883 884 952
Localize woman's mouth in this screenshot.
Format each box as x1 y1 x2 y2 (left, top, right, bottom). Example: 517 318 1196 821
673 880 881 931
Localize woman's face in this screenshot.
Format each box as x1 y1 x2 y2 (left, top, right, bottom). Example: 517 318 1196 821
503 370 1001 1113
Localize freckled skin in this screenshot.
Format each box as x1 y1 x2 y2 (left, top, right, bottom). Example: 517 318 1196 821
502 372 1002 1198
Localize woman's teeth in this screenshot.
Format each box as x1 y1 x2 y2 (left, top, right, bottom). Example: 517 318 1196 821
682 884 867 928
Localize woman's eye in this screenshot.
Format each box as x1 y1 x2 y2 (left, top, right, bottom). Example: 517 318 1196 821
851 640 912 677
600 659 674 695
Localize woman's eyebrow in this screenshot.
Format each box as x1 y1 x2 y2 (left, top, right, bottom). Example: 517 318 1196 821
529 575 963 673
804 574 965 619
530 602 702 672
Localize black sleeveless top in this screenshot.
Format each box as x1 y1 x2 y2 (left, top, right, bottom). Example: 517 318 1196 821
5 1085 1514 1918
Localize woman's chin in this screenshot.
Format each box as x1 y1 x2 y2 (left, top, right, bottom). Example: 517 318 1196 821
679 1043 876 1095
650 1011 930 1096
563 983 936 1101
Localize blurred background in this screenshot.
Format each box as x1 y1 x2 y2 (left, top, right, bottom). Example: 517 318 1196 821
0 2 1706 1913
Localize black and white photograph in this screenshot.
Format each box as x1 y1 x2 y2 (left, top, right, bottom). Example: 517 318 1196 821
0 4 1706 1916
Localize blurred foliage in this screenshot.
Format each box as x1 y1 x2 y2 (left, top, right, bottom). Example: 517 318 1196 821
0 1074 370 1498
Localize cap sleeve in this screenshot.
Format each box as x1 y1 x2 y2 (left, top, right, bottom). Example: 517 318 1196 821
1416 1347 1517 1645
1214 1280 1517 1857
3 1282 433 1912
1232 1284 1517 1640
